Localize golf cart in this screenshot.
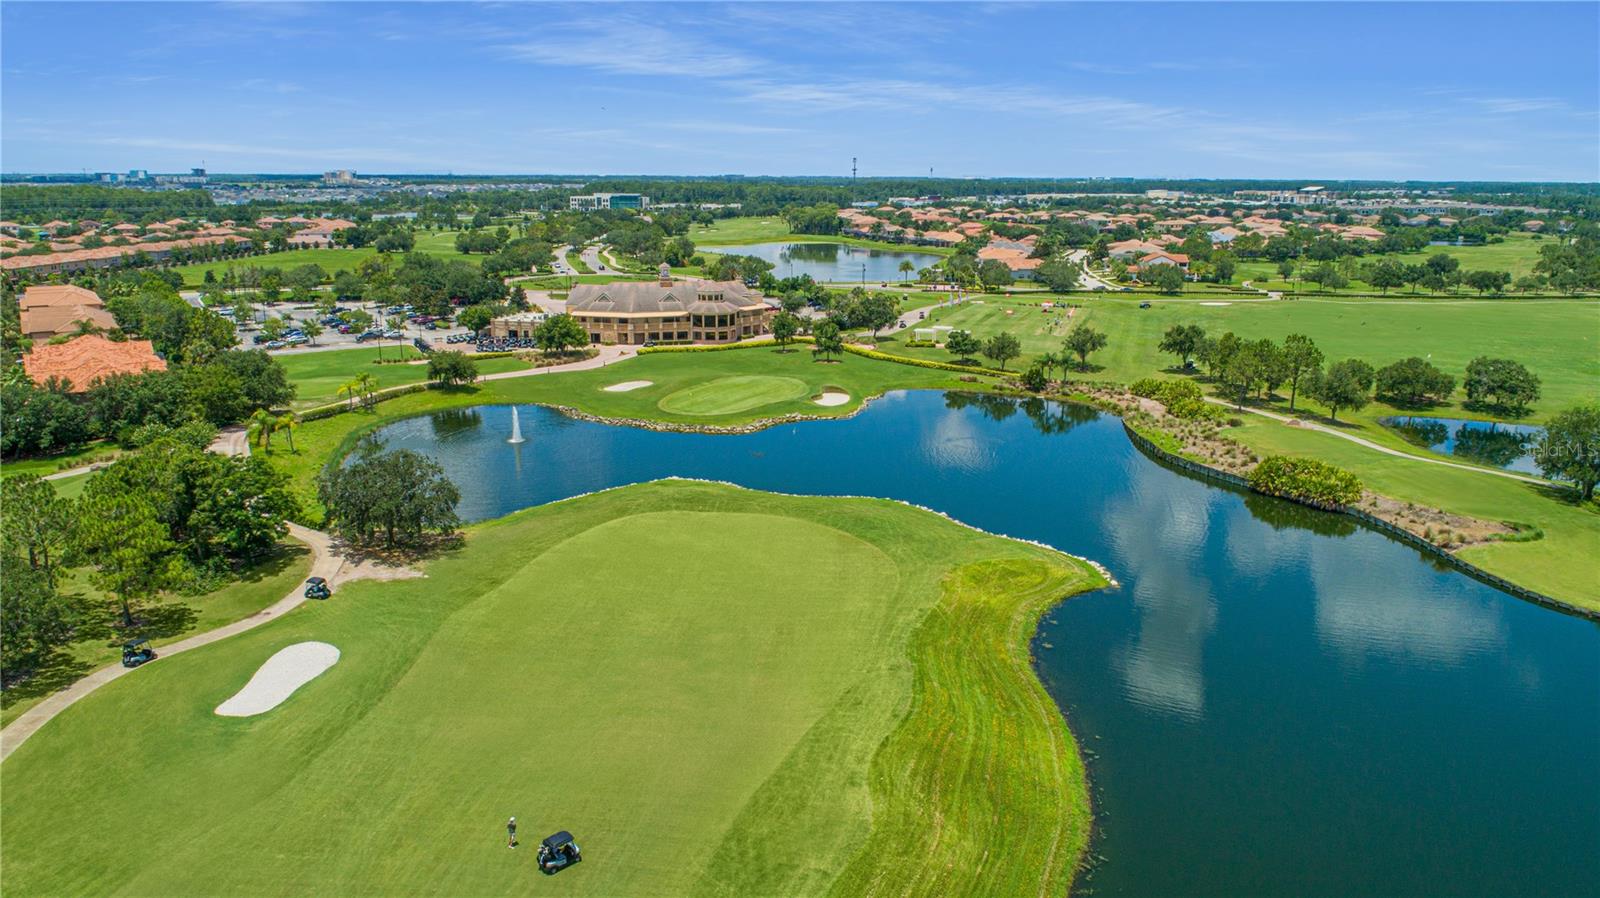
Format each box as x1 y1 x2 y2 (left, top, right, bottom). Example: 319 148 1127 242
536 831 582 874
304 577 331 600
122 638 156 668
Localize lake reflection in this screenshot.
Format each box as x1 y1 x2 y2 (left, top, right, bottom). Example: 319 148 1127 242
371 392 1598 898
1382 415 1546 475
707 241 942 283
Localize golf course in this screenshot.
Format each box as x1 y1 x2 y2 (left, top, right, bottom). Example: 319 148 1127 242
0 480 1105 897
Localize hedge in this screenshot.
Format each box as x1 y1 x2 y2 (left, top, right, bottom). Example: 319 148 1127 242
842 344 1009 377
298 383 432 422
1130 377 1228 421
639 337 814 355
1248 455 1363 509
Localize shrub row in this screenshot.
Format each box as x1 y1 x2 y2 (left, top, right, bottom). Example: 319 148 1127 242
1129 377 1229 421
842 344 1009 377
639 336 814 355
1248 455 1363 509
298 383 432 422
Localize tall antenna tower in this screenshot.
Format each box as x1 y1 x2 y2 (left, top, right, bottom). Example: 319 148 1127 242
852 157 857 184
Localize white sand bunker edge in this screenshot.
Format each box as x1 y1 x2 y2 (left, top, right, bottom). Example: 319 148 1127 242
814 390 851 407
603 380 653 392
1199 301 1232 306
215 642 341 717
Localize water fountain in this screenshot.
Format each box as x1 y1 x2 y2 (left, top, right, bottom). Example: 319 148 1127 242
508 406 525 444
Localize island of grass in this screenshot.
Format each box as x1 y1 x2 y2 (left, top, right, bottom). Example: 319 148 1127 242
0 480 1105 897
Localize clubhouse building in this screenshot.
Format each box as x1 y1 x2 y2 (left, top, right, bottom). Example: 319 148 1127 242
566 267 776 345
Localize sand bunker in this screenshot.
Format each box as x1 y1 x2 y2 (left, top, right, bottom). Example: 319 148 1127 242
215 642 340 717
814 390 851 407
1199 301 1233 306
603 380 653 392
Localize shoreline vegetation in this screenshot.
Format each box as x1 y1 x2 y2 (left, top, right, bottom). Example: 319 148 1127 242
0 480 1104 897
260 338 1594 613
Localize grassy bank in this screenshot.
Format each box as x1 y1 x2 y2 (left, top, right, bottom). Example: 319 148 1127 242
1225 418 1600 609
0 540 313 727
0 480 1102 897
276 346 532 409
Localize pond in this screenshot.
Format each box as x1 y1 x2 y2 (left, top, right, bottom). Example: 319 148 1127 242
706 241 942 284
372 394 1598 897
1381 415 1546 475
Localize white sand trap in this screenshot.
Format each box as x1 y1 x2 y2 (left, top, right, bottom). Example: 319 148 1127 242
1199 301 1233 306
814 390 851 407
215 642 340 717
603 380 653 392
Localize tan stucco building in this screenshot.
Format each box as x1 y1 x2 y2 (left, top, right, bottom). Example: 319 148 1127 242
566 268 776 345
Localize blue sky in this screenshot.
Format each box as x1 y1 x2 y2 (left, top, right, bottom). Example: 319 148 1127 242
3 1 1596 180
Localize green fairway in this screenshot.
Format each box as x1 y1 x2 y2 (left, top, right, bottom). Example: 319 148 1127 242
1236 233 1563 294
656 374 812 415
277 347 533 409
885 295 1600 421
0 481 1102 897
173 232 475 286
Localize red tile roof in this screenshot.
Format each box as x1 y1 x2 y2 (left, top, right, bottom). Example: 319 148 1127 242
22 335 166 391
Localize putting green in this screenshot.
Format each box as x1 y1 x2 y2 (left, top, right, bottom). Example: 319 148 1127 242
656 375 810 416
0 481 1103 897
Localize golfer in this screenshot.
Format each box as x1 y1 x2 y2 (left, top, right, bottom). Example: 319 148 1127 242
507 816 517 848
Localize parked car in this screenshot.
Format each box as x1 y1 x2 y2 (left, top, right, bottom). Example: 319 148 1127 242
355 331 380 343
285 335 309 345
337 324 354 334
383 329 403 339
265 340 287 349
252 334 270 344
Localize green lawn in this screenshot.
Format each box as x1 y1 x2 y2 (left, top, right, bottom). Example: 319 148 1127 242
277 347 533 409
1235 233 1567 295
0 540 313 727
566 248 592 273
1226 418 1600 610
884 294 1600 421
1 440 121 478
0 480 1102 897
174 231 476 286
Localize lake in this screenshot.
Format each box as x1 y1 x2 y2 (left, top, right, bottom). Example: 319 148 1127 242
371 393 1599 897
706 241 942 283
1382 415 1546 475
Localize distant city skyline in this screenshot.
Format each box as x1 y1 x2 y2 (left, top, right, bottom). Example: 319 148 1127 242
2 1 1597 181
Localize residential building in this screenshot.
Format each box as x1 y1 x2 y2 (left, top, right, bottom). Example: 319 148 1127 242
18 285 117 341
22 334 166 391
565 267 775 345
568 193 650 212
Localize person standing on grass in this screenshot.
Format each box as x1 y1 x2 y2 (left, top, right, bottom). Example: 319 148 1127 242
507 816 517 848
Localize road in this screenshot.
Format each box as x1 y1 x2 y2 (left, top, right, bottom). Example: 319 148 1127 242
1066 250 1118 291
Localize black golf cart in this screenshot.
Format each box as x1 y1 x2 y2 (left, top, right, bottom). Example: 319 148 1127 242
122 638 156 668
536 831 582 874
304 577 331 600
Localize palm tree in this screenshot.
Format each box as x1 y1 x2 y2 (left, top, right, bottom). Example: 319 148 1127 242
276 413 300 453
248 408 277 452
898 259 915 283
355 372 379 409
338 378 362 410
